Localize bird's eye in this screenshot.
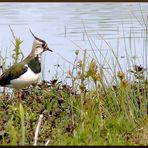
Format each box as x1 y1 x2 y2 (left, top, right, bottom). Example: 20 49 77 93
42 43 45 48
42 43 47 49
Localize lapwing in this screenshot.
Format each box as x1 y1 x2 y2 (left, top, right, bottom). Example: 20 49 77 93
0 31 53 89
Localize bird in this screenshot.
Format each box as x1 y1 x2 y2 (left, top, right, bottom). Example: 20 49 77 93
0 30 53 89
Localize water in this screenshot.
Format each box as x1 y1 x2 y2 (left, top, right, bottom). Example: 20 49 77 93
0 2 147 83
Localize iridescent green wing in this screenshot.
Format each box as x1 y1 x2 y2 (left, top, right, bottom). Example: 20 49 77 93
0 63 28 86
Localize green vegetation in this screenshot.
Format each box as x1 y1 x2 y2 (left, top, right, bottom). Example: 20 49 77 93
0 27 147 146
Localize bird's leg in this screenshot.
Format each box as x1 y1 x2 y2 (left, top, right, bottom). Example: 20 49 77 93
18 90 22 103
15 89 22 103
3 87 6 99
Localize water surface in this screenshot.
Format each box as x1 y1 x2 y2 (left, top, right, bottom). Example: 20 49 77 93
0 2 147 82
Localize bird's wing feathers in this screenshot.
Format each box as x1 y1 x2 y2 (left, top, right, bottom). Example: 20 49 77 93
0 63 28 86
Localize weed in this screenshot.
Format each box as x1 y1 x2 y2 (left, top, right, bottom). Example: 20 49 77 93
0 25 147 145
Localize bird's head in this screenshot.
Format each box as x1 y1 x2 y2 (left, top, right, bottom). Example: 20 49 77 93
30 30 53 57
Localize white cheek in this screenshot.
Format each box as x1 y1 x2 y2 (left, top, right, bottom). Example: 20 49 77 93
35 48 43 55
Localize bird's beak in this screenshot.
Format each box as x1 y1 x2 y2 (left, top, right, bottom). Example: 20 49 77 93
46 47 53 52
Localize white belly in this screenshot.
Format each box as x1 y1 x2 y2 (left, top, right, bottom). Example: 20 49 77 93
9 66 40 89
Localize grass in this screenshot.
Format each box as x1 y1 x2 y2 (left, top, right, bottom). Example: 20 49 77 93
0 25 147 146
